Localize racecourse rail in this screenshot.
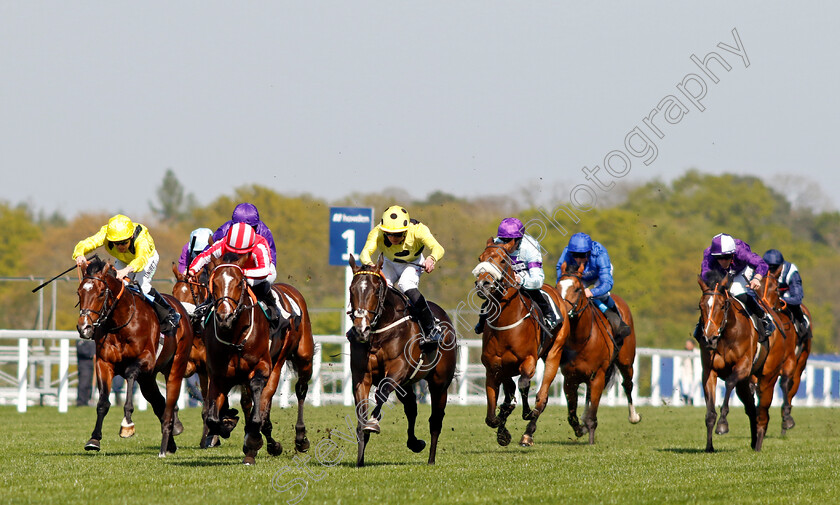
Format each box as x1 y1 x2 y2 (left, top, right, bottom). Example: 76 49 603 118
1 330 839 412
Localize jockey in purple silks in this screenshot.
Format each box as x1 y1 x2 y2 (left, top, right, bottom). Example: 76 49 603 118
212 203 277 265
696 233 775 342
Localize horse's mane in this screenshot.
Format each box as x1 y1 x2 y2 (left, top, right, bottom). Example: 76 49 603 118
703 269 728 286
221 252 242 263
85 257 111 276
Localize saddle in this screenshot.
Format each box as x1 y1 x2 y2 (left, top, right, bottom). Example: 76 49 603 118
534 289 563 356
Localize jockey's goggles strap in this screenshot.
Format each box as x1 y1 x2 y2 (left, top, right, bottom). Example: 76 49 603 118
472 261 503 281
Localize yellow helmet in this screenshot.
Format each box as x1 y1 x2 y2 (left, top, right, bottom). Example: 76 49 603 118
105 215 135 242
380 205 410 233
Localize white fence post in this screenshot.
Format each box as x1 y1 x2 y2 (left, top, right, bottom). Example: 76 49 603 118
458 343 469 405
824 367 832 407
342 341 352 406
58 339 69 412
17 338 28 413
650 354 661 406
312 342 322 407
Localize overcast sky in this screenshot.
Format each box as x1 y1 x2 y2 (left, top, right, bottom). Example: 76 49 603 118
2 2 837 219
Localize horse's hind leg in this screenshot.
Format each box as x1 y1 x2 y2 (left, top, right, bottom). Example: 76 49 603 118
86 362 115 452
120 363 141 438
293 363 312 452
618 361 641 424
260 405 282 456
519 357 537 420
583 373 606 445
398 388 426 453
564 379 584 439
427 380 449 465
735 379 758 450
779 374 794 435
753 376 776 452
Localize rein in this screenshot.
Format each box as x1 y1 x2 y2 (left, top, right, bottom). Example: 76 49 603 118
350 270 394 333
701 283 731 346
475 245 534 331
208 263 257 350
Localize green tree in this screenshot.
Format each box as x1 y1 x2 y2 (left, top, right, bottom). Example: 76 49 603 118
150 169 193 222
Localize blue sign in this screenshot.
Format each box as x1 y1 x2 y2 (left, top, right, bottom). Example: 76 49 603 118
329 207 374 266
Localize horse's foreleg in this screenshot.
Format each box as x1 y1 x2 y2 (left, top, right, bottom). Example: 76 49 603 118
716 377 736 436
120 363 141 438
353 371 373 467
522 347 562 447
242 370 268 465
484 373 501 429
398 389 426 453
702 367 718 452
367 376 398 432
518 357 537 421
584 372 606 445
426 381 448 465
753 375 777 452
735 379 758 450
85 362 114 452
259 361 284 457
779 374 794 435
494 377 516 447
564 378 584 439
293 355 313 453
618 361 641 424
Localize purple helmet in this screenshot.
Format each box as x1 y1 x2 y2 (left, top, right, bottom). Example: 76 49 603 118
497 218 524 239
231 203 260 227
709 233 736 256
567 232 592 253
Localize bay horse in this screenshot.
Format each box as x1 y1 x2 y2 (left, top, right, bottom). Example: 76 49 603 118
696 270 785 452
347 254 456 467
473 238 569 447
555 261 641 444
75 257 194 457
758 272 813 435
203 253 313 464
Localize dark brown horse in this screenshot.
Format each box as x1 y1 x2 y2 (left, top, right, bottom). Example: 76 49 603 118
697 270 785 452
473 238 569 447
555 261 641 444
75 257 194 457
759 273 813 435
347 254 456 467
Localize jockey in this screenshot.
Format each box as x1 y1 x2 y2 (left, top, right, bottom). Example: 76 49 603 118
698 233 774 340
555 232 631 340
72 214 181 337
474 217 557 334
177 227 214 275
189 222 286 332
213 202 277 265
763 249 809 337
358 205 445 349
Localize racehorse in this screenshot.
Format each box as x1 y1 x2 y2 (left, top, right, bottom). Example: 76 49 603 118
347 254 456 466
758 273 813 435
696 270 785 452
473 238 569 447
202 253 313 464
75 257 194 457
555 261 641 444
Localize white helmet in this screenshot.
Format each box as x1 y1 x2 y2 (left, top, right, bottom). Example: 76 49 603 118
189 228 213 253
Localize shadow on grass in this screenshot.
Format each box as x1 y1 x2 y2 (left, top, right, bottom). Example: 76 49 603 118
656 447 734 454
336 460 419 468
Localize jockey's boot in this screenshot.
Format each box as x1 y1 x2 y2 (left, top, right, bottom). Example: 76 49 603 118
604 304 631 346
474 300 489 334
406 288 442 350
252 282 287 333
692 316 704 345
790 304 809 338
525 288 557 331
736 294 774 341
150 288 181 337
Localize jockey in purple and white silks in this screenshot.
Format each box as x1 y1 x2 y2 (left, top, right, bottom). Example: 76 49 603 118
474 217 556 334
696 233 774 341
763 248 809 337
555 232 630 340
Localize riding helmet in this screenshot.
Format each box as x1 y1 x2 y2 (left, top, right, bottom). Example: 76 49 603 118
709 233 736 256
567 232 593 253
497 218 524 239
105 215 135 242
380 205 410 233
226 222 257 253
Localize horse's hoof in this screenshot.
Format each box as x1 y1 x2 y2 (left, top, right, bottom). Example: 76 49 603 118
119 425 135 438
407 438 426 453
84 439 101 452
485 417 501 429
243 456 256 466
629 413 642 424
295 437 310 453
173 420 184 437
715 424 729 435
782 417 795 430
497 428 511 447
362 419 380 434
519 434 534 447
522 410 533 421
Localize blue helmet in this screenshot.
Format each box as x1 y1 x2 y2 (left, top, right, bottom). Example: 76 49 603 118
567 233 592 254
763 249 785 268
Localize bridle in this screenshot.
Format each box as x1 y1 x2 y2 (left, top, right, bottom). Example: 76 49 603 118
473 245 538 331
77 273 135 338
701 283 731 346
207 263 256 350
349 270 389 333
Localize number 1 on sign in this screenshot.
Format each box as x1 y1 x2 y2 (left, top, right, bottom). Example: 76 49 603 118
340 229 355 260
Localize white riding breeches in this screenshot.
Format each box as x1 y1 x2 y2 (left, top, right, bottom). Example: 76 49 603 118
381 255 423 293
729 266 754 297
116 250 159 295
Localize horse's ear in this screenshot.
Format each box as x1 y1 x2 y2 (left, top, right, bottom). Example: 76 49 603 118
560 261 568 275
722 273 732 287
485 237 494 247
348 254 358 271
172 262 184 280
575 261 585 274
698 275 708 291
376 254 384 271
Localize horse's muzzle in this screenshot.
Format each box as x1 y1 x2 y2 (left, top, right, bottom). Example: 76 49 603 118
474 280 490 299
77 323 94 340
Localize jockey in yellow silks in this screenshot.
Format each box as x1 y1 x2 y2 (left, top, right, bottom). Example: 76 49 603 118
358 205 445 348
72 214 180 337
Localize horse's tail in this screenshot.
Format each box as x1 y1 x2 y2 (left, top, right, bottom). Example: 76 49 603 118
604 363 620 392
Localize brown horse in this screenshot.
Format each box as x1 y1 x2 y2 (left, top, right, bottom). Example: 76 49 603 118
75 257 194 457
758 273 813 435
555 261 641 444
473 238 569 447
347 254 456 467
697 270 785 452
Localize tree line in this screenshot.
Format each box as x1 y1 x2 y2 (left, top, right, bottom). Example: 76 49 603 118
2 169 838 352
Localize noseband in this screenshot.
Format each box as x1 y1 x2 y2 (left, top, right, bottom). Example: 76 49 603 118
558 273 590 319
209 264 251 322
474 245 519 296
701 284 731 346
349 270 388 331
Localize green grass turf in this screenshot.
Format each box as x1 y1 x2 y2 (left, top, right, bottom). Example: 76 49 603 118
1 402 839 505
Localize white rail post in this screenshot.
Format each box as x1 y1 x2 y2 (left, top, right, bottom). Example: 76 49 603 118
692 355 703 406
312 342 322 407
458 344 469 405
177 379 187 409
823 367 832 407
342 341 352 406
632 354 640 406
58 339 69 412
805 365 815 406
672 356 681 406
279 364 291 408
17 338 28 412
650 354 661 406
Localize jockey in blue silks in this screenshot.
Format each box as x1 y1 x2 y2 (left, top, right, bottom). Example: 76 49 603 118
474 217 557 334
555 232 630 340
763 248 809 338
